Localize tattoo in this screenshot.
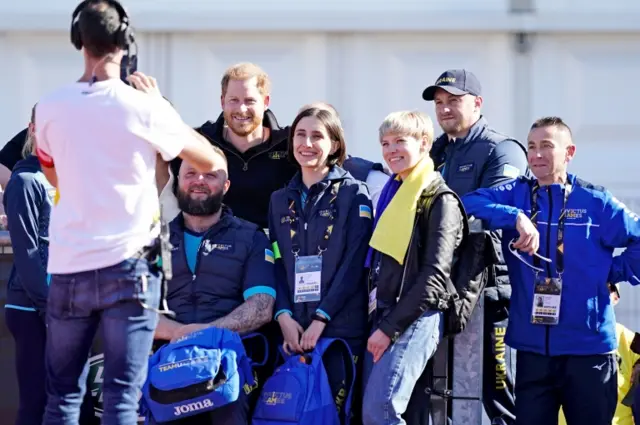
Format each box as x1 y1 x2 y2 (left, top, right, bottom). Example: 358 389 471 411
209 293 274 335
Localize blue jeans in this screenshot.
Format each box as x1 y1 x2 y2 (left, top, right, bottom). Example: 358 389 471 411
362 310 443 425
44 257 161 425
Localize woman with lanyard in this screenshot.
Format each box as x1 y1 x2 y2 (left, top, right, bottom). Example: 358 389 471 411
268 105 373 422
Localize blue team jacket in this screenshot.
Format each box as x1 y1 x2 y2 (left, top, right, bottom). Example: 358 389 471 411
3 155 54 314
462 174 640 356
268 166 373 341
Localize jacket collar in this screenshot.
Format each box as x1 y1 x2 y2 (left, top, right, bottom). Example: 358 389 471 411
170 205 235 237
286 165 348 193
13 154 42 174
452 115 489 146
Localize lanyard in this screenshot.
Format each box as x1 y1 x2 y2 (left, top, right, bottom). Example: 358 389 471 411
288 182 340 258
529 181 571 276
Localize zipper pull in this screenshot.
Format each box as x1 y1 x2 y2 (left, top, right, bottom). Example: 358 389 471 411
304 222 308 230
242 163 248 171
192 274 196 281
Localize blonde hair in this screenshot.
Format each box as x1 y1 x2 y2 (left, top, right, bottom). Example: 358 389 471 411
378 110 434 146
220 62 271 98
22 104 37 158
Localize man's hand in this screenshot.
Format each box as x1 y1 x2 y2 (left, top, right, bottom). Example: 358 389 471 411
277 314 304 355
300 320 326 352
127 72 163 98
367 329 391 363
170 323 210 343
514 212 540 255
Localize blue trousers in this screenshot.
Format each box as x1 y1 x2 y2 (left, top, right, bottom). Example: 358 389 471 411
44 257 160 425
514 351 617 425
362 310 443 425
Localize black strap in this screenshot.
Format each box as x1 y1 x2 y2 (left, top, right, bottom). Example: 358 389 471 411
420 188 469 304
288 182 340 257
529 181 571 274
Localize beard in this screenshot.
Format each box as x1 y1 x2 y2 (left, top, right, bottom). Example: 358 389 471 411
176 187 224 216
438 118 464 136
223 110 262 137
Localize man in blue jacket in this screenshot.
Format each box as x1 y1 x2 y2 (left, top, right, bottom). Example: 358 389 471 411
462 116 640 425
153 148 276 425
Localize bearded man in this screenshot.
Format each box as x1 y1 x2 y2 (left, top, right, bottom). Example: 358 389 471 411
151 152 276 425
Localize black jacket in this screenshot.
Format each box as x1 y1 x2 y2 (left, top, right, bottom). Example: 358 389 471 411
372 175 465 340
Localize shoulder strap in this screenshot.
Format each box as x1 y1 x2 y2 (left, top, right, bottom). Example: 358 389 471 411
313 338 356 422
241 332 269 367
418 184 469 299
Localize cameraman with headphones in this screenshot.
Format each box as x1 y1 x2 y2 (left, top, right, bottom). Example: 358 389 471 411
34 2 219 424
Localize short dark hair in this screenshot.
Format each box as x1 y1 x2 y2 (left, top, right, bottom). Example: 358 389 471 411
288 107 347 169
78 1 124 58
530 116 573 139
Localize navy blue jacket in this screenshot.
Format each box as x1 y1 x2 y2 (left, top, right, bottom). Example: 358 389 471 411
166 208 276 324
430 116 529 301
268 166 373 340
463 174 640 356
3 155 54 314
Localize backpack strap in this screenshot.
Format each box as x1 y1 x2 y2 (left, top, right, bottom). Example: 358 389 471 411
241 332 269 367
313 338 356 423
418 179 470 306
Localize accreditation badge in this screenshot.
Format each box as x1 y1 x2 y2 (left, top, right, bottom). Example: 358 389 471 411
294 255 322 303
531 276 562 325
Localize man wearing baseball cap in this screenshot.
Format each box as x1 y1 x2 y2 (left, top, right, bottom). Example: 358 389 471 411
423 69 529 425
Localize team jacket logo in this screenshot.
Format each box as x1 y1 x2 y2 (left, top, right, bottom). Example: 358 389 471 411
173 399 214 416
201 240 233 255
268 151 287 160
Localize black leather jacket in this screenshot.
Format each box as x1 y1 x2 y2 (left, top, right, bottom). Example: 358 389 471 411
372 176 465 340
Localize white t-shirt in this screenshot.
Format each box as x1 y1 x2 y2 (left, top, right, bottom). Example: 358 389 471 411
36 79 187 274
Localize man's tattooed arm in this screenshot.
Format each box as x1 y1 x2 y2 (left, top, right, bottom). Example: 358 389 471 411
209 293 274 335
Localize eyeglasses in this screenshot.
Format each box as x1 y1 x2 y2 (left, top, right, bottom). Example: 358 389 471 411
507 239 552 273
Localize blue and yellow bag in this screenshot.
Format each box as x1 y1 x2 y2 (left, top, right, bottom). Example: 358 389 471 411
251 338 355 425
140 327 265 423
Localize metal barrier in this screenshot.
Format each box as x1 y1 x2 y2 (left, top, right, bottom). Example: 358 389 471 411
0 230 18 425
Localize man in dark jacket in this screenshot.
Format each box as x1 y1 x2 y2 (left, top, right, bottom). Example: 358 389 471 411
153 150 275 424
158 62 296 228
423 69 529 425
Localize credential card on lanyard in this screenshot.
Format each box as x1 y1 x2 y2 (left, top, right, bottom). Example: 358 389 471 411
531 277 562 325
294 255 322 303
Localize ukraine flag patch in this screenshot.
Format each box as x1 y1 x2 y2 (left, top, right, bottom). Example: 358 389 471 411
359 205 372 219
265 249 275 264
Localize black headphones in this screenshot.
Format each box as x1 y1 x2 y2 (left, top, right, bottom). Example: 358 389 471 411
70 0 135 51
70 0 138 82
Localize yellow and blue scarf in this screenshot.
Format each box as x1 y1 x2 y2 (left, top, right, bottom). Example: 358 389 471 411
366 156 437 266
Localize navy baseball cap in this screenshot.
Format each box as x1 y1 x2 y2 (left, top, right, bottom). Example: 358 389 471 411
422 69 482 101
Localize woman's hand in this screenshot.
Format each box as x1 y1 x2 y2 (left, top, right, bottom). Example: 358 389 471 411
278 313 304 355
300 320 326 351
367 329 391 363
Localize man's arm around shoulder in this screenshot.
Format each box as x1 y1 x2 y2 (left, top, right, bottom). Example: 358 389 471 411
462 177 524 231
